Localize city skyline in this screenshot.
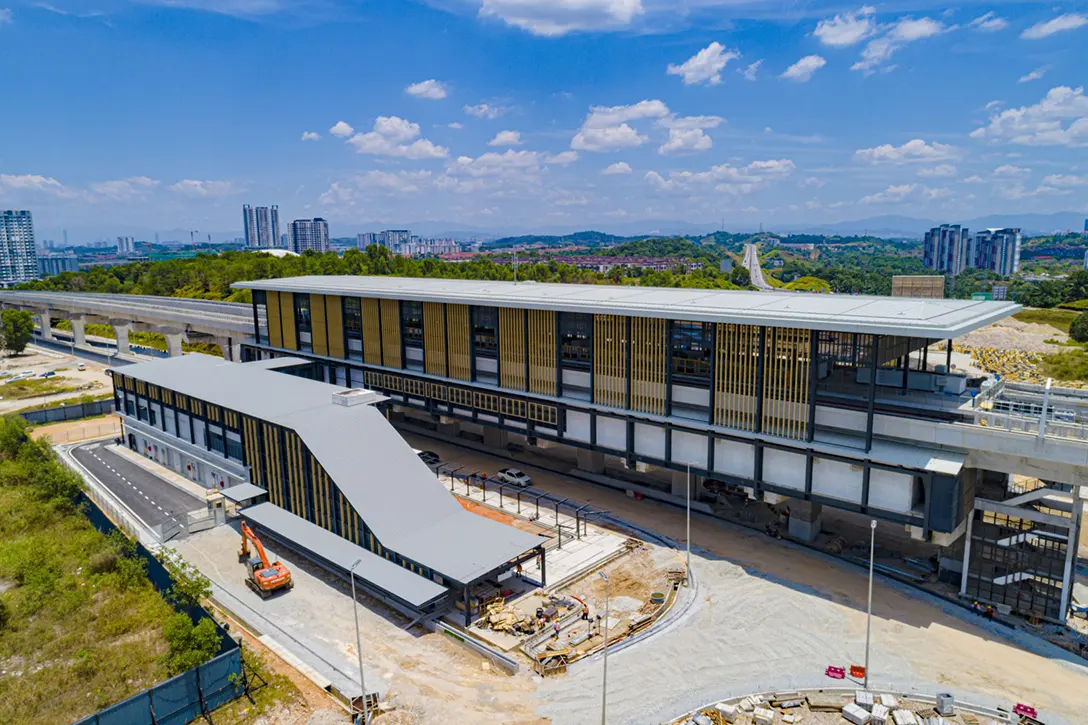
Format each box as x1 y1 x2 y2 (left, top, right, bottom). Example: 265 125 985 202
0 1 1086 235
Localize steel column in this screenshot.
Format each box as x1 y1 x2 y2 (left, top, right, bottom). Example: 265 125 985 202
866 335 880 452
755 326 766 434
807 330 819 442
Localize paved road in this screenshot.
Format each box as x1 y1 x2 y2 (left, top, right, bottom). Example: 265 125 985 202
72 442 204 527
742 242 774 291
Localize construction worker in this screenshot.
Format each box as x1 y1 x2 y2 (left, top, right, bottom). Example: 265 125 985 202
581 603 590 621
553 620 561 640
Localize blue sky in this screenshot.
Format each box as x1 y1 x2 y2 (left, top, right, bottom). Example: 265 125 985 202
0 0 1086 239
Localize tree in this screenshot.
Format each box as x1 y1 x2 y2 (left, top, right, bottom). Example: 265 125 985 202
0 309 34 355
162 614 220 674
730 266 751 287
1070 311 1088 343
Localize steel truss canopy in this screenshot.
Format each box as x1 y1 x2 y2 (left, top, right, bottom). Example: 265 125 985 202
233 276 1020 339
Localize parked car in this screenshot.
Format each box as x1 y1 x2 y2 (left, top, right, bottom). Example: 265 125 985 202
6 371 34 383
493 467 532 488
77 363 86 371
39 371 57 379
416 450 441 467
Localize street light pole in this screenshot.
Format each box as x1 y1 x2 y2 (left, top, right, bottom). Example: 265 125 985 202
685 464 692 586
864 519 876 690
349 559 370 725
599 571 610 725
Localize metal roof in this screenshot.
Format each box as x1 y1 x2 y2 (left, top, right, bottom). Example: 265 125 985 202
233 275 1020 338
118 354 542 584
219 482 268 503
242 502 447 608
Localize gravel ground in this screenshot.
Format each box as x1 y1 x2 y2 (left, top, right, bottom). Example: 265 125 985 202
956 318 1069 354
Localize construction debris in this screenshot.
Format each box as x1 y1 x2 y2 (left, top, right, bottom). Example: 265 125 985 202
871 703 890 725
880 694 900 710
856 690 875 711
892 710 919 725
753 706 775 725
843 702 872 725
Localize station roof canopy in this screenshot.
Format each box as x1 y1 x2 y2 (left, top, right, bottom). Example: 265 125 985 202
233 275 1020 338
116 354 543 586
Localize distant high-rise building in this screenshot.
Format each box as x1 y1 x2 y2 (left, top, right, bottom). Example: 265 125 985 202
62 229 68 247
37 252 79 277
972 228 1021 277
0 211 39 285
288 218 330 254
357 232 379 249
381 229 411 252
243 204 281 249
922 224 970 275
117 236 136 254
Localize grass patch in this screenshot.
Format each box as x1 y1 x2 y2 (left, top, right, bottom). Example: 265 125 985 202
206 647 308 724
0 376 89 400
1040 348 1088 382
13 392 113 415
51 321 223 358
1058 299 1088 311
1013 308 1079 334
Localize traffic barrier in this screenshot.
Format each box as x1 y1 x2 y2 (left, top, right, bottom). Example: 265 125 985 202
1013 703 1037 718
825 666 845 679
850 665 866 678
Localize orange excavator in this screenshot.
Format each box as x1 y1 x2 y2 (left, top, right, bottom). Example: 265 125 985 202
238 522 293 598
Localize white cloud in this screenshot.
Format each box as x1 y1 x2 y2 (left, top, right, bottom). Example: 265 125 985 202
969 12 1008 33
998 184 1067 200
917 164 956 178
448 122 464 130
644 158 794 193
405 79 448 100
666 42 740 86
1041 174 1088 187
0 173 78 198
464 103 506 119
329 121 355 138
859 183 948 204
603 161 632 175
852 17 947 75
780 55 826 82
453 149 544 176
985 100 1003 111
993 164 1031 176
0 8 11 24
961 175 984 183
814 6 876 47
1021 13 1087 40
740 60 762 81
970 86 1088 147
657 115 722 155
546 150 579 165
89 176 160 200
1018 67 1047 84
478 0 643 37
800 176 826 188
488 130 522 147
571 99 670 152
301 131 321 141
854 138 958 163
346 116 449 159
168 179 240 197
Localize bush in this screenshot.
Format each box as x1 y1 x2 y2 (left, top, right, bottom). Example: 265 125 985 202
0 598 9 630
1070 311 1088 343
162 614 220 675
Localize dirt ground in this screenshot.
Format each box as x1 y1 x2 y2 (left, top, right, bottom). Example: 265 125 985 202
30 415 121 444
955 317 1069 354
0 345 111 413
458 497 551 535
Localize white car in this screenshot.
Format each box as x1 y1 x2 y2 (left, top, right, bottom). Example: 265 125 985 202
493 467 532 488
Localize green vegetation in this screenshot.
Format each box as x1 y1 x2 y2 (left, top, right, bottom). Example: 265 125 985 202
1040 348 1088 381
51 319 222 357
0 309 35 356
0 375 90 400
1013 308 1080 335
1058 299 1088 311
207 646 308 724
12 391 113 415
1070 312 1088 343
785 276 832 293
162 614 220 675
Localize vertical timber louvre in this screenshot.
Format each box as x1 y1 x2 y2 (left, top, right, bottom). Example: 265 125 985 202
499 307 527 390
714 323 760 432
630 317 666 414
446 304 472 381
380 299 402 369
265 291 283 348
423 302 447 377
326 295 345 359
528 309 557 396
279 292 297 350
761 327 811 440
310 293 329 356
593 314 627 408
361 298 382 365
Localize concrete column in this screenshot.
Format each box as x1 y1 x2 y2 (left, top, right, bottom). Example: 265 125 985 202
670 469 700 499
164 331 184 357
483 426 508 450
437 416 460 437
70 316 87 347
576 448 605 474
217 337 241 362
38 309 54 340
787 500 823 542
111 320 132 355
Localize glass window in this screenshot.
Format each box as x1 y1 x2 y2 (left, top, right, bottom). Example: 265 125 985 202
342 297 363 341
208 425 225 455
559 312 592 368
226 435 243 462
178 413 192 443
402 300 424 349
294 293 312 352
472 306 498 358
137 401 148 422
124 399 135 416
671 321 713 386
253 289 268 345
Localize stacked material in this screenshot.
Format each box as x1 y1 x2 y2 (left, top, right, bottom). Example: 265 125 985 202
713 703 738 723
892 710 919 725
843 702 872 725
880 694 899 710
737 695 763 712
871 703 890 725
690 714 712 725
922 717 950 725
753 707 774 725
856 691 875 710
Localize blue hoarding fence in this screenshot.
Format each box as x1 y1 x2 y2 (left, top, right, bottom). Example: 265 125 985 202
19 398 114 424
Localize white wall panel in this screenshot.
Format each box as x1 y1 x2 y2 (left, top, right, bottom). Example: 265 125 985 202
566 410 591 443
597 415 627 450
634 423 666 460
714 439 754 479
869 469 917 513
764 448 805 490
672 429 706 466
812 458 864 503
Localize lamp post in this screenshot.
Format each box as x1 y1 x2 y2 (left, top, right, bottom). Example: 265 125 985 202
864 519 876 690
599 571 610 725
685 464 692 586
349 559 370 725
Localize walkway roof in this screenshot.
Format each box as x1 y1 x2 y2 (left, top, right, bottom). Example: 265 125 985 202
233 275 1020 338
117 354 542 585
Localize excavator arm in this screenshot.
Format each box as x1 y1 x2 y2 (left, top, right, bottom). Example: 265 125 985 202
240 521 272 568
